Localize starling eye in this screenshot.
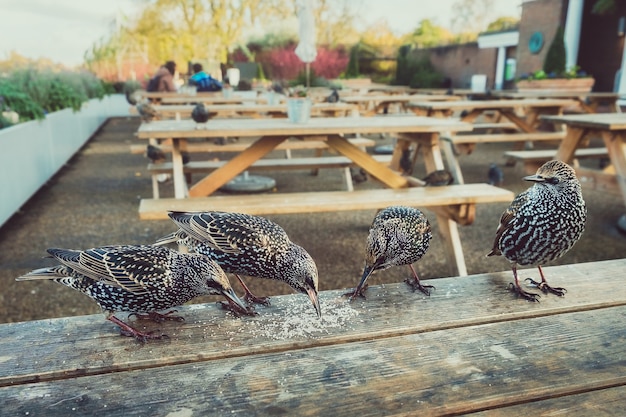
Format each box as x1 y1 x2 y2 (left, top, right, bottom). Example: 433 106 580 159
546 177 560 184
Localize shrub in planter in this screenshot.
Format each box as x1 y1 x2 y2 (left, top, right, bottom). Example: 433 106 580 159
0 80 45 121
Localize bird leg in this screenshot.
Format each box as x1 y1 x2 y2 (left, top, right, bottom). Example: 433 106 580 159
525 265 567 297
508 265 540 302
218 300 258 317
235 274 271 306
343 283 369 300
107 315 168 342
128 310 185 323
404 264 435 296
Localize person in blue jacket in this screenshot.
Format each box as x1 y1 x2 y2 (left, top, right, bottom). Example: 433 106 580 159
189 63 222 92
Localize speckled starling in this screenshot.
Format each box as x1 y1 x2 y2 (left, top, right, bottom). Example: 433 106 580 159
191 102 211 128
158 211 321 317
422 169 454 186
487 160 586 301
137 102 158 122
488 162 504 185
16 245 248 341
345 206 433 300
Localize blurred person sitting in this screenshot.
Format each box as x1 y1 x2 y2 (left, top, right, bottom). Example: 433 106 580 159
189 63 223 92
147 60 178 92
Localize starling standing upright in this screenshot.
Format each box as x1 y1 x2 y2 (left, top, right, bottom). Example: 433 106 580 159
488 162 504 185
157 211 321 317
16 245 248 341
325 88 339 103
487 160 586 301
191 102 211 129
345 206 433 300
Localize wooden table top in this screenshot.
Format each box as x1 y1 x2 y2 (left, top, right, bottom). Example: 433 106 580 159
142 102 357 115
494 91 622 99
1 258 624 415
341 94 460 103
541 113 626 130
408 98 580 111
136 115 473 139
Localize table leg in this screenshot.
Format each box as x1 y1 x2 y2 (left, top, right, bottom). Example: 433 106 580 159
325 135 408 189
555 127 589 163
172 139 187 199
188 136 288 197
601 131 626 209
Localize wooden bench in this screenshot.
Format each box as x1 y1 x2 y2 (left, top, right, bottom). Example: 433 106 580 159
130 137 377 158
4 259 625 415
443 131 566 154
470 122 518 131
504 147 609 174
138 183 514 221
147 154 393 197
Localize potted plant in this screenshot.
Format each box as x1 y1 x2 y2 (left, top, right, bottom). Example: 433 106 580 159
286 86 312 123
516 26 595 92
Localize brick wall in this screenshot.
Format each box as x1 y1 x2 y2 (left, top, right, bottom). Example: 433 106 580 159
412 43 498 89
517 0 566 76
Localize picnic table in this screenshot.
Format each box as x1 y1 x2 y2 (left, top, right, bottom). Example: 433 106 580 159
541 113 626 229
136 115 514 276
494 91 622 113
1 258 624 416
341 94 460 116
130 102 357 120
407 98 579 183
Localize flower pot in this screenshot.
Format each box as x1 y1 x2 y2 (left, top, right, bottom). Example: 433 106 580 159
516 78 595 92
287 98 312 123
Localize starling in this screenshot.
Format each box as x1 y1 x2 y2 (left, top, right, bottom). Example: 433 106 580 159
345 206 433 300
487 160 586 302
422 169 454 186
157 211 321 317
125 89 139 105
325 88 339 103
137 101 158 122
488 162 504 185
146 144 166 164
399 148 414 175
16 245 248 341
191 102 211 128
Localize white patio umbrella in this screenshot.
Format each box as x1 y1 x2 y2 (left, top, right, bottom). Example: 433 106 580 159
295 0 317 87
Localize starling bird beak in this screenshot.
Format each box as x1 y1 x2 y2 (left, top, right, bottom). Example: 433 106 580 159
353 266 375 298
221 287 249 312
523 174 546 183
305 286 322 318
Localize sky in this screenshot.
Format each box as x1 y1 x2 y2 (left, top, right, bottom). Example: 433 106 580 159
0 0 522 67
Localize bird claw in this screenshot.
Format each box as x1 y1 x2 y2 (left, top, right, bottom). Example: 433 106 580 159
218 301 258 317
524 278 567 297
128 310 185 323
404 278 435 296
118 326 169 342
343 284 369 301
508 282 541 302
244 293 271 307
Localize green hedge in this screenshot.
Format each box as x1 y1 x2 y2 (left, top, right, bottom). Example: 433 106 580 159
0 68 115 127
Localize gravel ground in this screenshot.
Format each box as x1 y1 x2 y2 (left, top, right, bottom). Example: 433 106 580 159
1 116 625 323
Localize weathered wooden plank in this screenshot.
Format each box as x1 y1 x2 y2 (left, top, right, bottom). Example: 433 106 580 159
138 183 514 219
129 137 376 154
135 116 472 140
0 259 624 387
1 305 624 416
446 131 565 144
147 155 393 174
473 385 626 416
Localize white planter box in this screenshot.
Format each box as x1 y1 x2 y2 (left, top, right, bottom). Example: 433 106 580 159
0 94 129 228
